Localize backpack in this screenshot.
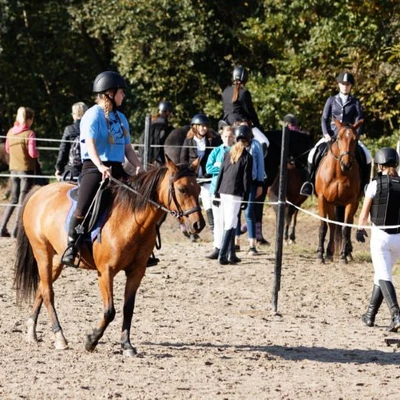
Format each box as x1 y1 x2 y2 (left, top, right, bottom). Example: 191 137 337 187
68 136 82 168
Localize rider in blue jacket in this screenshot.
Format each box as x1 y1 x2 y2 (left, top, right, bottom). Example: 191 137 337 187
300 72 371 196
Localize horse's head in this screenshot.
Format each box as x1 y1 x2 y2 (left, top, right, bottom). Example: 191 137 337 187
333 119 363 172
164 155 205 234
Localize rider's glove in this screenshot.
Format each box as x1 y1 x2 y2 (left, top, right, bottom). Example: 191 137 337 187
356 229 368 243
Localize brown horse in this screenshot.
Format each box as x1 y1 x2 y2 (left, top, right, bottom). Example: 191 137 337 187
268 161 308 243
13 156 205 356
315 119 363 263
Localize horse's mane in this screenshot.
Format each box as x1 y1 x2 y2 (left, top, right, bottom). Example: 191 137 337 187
111 163 196 213
111 167 167 213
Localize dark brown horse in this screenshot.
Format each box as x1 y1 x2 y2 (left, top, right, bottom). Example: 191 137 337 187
268 161 308 243
0 140 10 172
315 119 363 263
14 156 205 356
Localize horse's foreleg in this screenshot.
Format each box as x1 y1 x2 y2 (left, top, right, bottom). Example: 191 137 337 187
289 208 298 243
339 226 352 264
86 270 115 352
120 268 145 357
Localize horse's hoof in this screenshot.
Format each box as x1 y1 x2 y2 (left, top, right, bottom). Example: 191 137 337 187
123 348 137 357
85 335 97 352
54 331 68 350
339 257 348 264
26 319 38 344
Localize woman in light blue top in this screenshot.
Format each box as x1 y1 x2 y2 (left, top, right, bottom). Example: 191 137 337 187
62 71 142 267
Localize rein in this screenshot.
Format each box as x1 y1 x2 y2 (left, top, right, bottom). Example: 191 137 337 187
109 170 201 219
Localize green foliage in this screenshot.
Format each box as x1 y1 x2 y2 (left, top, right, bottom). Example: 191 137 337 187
1 0 400 173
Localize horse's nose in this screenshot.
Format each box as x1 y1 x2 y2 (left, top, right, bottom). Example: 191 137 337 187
194 219 205 233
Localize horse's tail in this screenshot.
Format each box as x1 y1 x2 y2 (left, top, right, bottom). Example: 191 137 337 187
13 186 41 305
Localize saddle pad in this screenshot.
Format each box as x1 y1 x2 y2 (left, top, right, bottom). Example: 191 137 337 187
65 187 107 243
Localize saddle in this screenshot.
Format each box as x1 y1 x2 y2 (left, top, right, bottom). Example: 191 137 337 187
66 180 111 243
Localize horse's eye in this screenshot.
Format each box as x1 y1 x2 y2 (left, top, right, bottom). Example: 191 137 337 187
177 187 187 194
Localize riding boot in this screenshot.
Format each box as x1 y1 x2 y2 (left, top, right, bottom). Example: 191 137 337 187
206 247 220 260
0 205 15 237
206 209 214 232
61 215 82 268
379 280 400 332
218 229 233 265
228 229 241 264
361 284 384 327
147 253 160 267
300 162 315 197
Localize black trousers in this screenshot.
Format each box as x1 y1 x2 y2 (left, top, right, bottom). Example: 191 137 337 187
75 160 125 217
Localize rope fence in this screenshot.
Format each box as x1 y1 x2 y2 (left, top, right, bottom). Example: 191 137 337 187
1 135 399 231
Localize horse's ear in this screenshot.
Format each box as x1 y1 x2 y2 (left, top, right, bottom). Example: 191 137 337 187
190 157 201 174
353 119 364 130
333 118 342 130
165 154 178 174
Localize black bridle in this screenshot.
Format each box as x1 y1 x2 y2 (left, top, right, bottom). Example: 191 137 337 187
329 131 357 171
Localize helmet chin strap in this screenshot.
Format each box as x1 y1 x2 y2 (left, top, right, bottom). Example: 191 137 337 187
103 90 118 110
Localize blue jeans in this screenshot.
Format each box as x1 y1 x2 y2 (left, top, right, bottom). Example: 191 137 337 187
244 184 257 239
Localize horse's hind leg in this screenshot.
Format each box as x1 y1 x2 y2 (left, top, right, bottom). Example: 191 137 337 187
36 256 68 350
317 221 328 263
27 291 43 344
326 222 336 262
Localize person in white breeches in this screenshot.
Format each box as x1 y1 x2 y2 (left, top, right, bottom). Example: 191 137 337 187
214 125 253 265
357 147 400 332
205 125 235 260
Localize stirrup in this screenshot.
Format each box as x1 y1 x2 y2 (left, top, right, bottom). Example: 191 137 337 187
147 253 160 267
300 182 314 197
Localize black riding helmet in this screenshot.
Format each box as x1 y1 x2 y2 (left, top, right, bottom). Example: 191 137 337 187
374 147 399 167
232 65 248 84
191 113 210 126
336 72 355 85
158 101 173 113
234 125 252 142
283 114 298 126
93 71 126 93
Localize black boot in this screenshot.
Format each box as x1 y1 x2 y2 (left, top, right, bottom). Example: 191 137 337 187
206 209 214 231
206 248 220 260
61 215 82 268
147 253 160 267
379 280 400 332
0 204 15 237
218 229 233 265
362 284 383 327
300 162 315 196
227 229 241 264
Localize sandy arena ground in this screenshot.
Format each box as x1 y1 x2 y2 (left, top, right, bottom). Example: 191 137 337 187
0 190 399 399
